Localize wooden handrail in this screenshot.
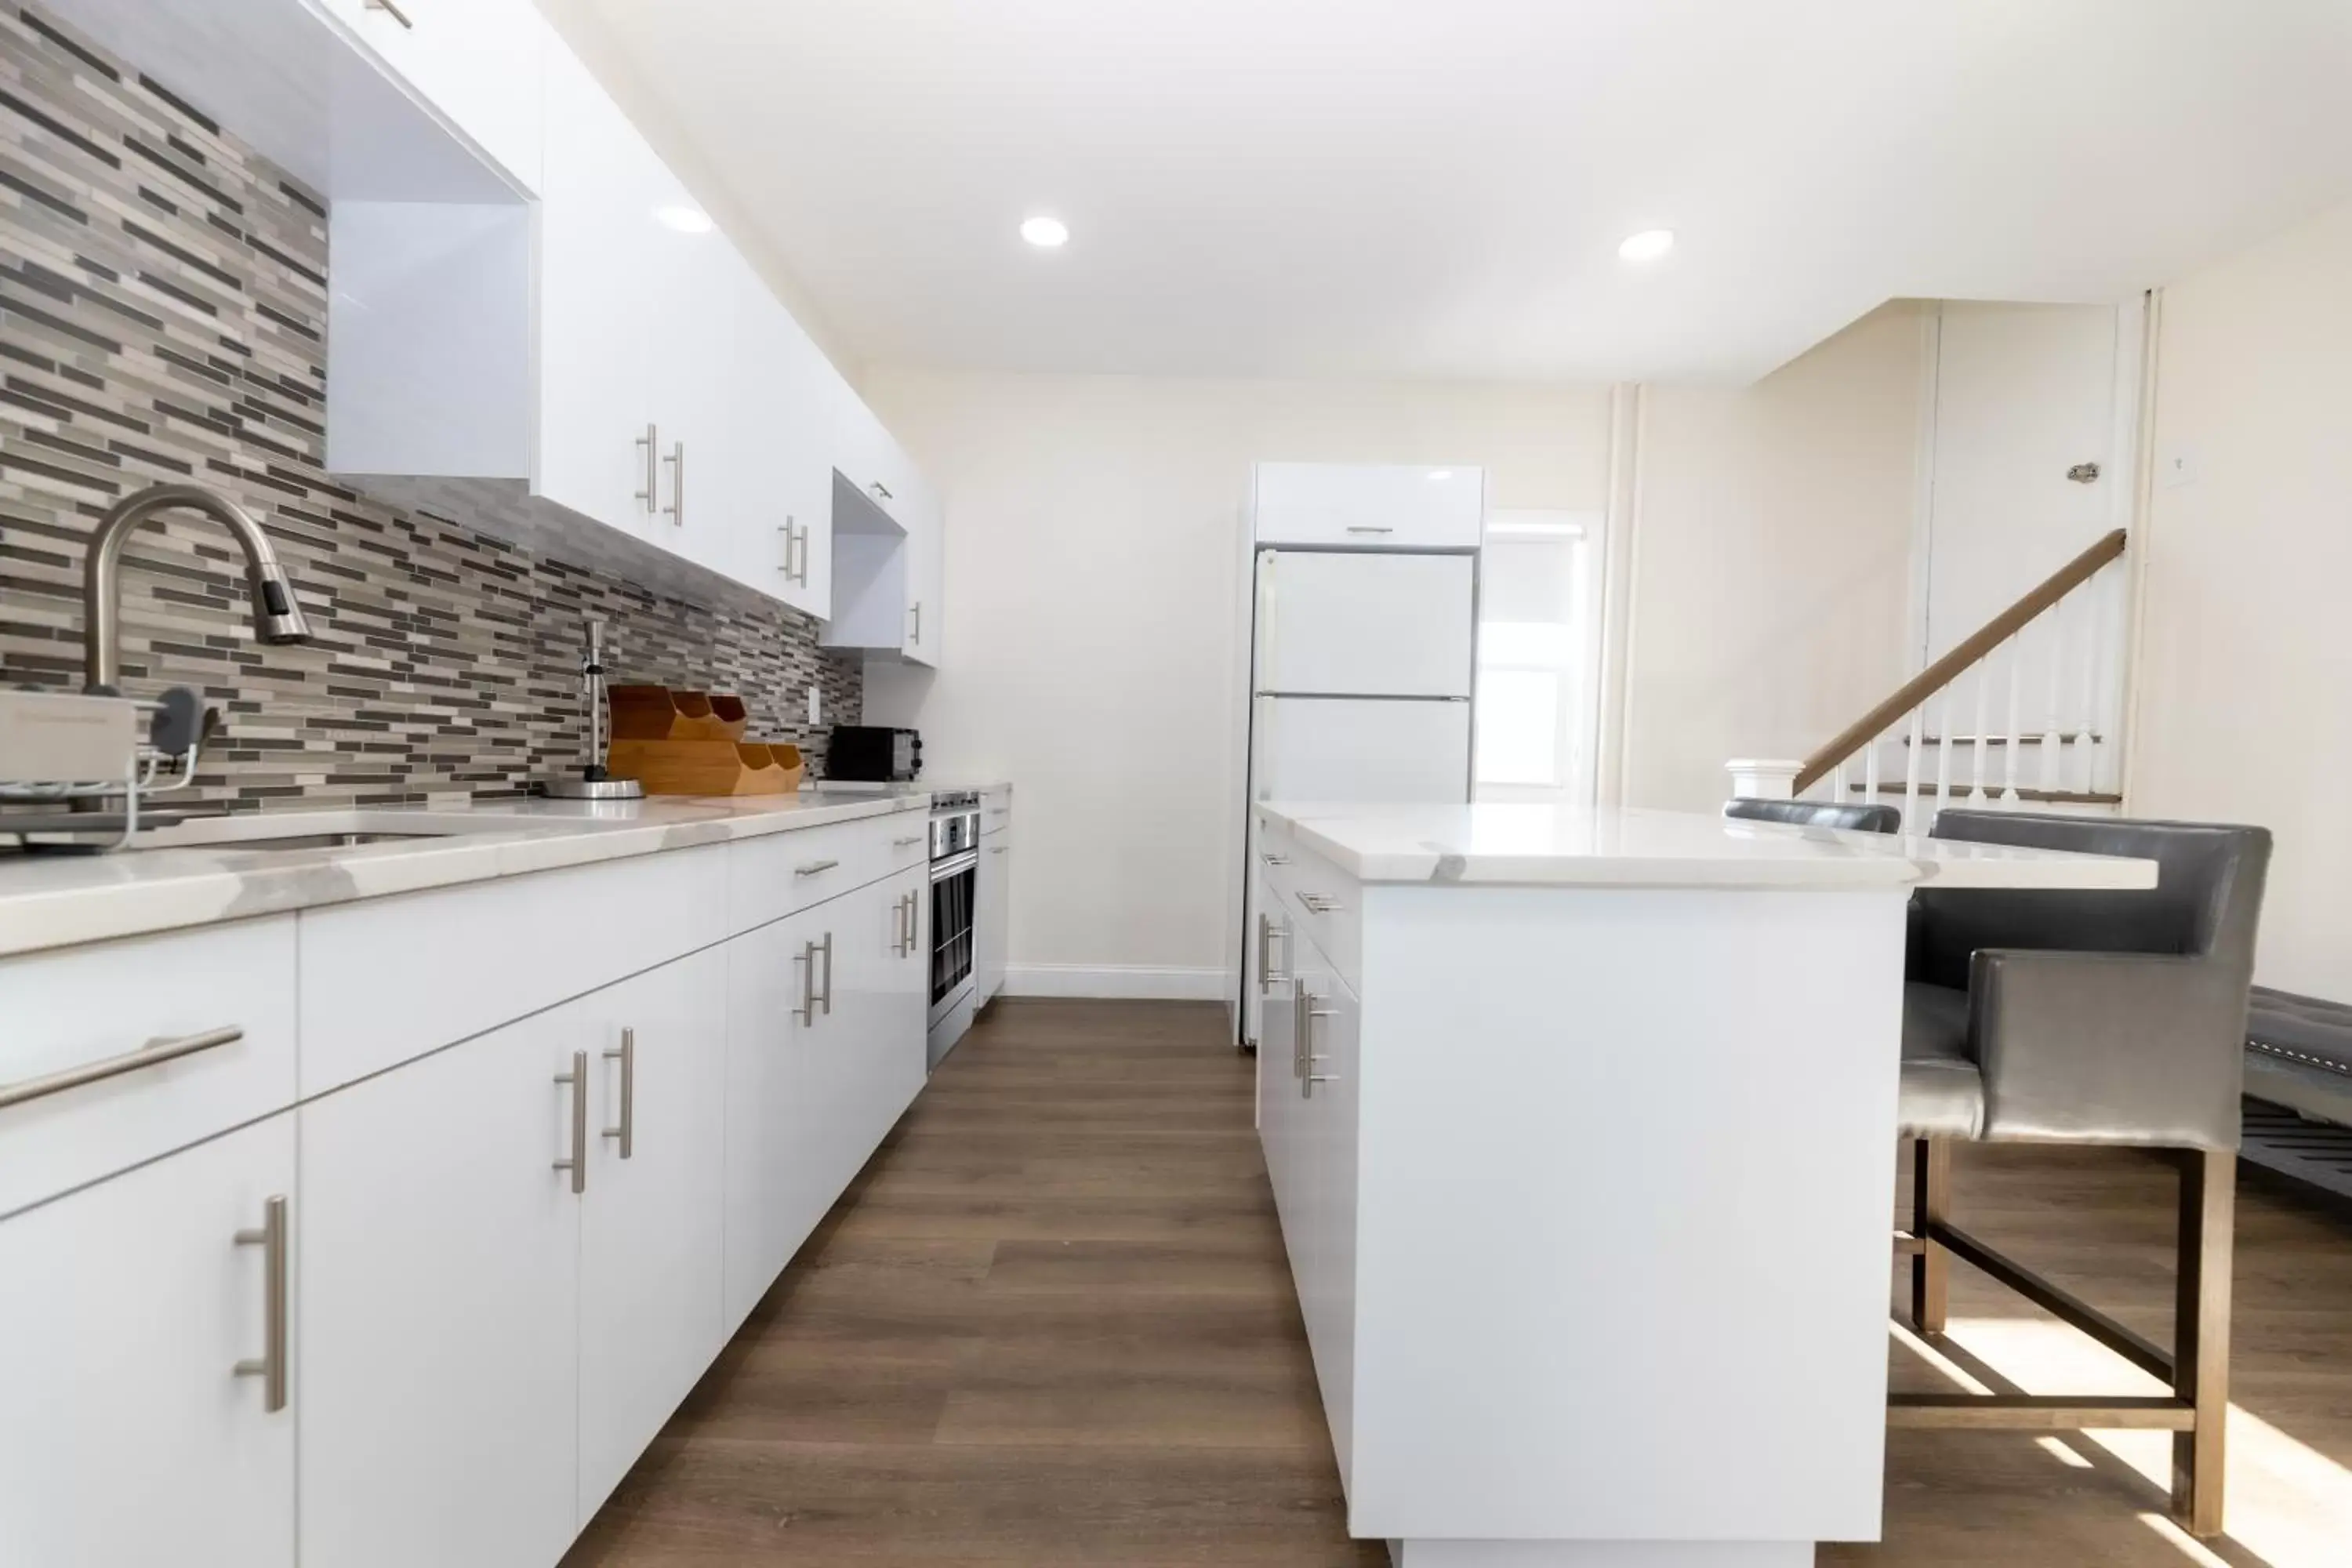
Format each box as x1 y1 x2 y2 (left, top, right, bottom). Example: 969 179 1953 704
1793 528 2127 795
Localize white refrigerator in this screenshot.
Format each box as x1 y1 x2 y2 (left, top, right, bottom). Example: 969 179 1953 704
1237 546 1477 1047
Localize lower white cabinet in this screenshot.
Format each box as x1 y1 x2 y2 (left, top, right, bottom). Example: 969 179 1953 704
299 1001 586 1568
723 868 928 1330
975 832 1010 1006
1259 923 1362 1490
575 946 728 1522
0 1113 296 1568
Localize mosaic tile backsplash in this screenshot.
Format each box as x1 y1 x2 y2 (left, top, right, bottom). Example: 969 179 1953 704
0 2 861 808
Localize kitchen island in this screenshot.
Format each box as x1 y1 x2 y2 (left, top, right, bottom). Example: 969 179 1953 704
1249 801 2158 1568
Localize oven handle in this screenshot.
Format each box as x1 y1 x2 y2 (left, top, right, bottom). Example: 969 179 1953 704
929 848 979 881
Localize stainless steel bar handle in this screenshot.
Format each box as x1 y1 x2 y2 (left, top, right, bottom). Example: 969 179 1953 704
796 942 818 1025
989 844 1006 855
0 1025 242 1112
1301 1003 1338 1098
818 931 836 1015
1256 913 1272 991
893 834 924 848
232 1195 289 1412
634 423 659 514
365 0 414 26
602 1027 635 1160
554 1051 588 1193
890 893 908 956
1292 987 1308 1079
777 523 797 580
663 441 685 526
1259 851 1290 866
909 601 920 645
795 521 811 586
794 858 840 878
869 481 893 503
1345 524 1395 535
1299 894 1340 913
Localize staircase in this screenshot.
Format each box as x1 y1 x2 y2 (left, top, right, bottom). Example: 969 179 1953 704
1733 529 2129 826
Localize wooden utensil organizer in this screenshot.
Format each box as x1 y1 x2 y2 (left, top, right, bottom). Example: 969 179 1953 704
604 685 804 796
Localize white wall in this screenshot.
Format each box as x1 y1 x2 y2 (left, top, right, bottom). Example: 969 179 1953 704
2129 201 2352 999
860 371 1612 994
1621 304 1926 812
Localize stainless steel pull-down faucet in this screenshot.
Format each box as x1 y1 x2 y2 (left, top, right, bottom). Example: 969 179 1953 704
82 482 312 693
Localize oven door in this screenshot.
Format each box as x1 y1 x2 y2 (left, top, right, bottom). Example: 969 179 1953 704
928 848 979 1029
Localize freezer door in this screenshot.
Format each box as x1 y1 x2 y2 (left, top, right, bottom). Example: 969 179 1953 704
1254 696 1472 804
1254 550 1475 699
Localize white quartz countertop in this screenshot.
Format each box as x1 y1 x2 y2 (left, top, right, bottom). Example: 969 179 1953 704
1259 802 2161 891
0 790 946 960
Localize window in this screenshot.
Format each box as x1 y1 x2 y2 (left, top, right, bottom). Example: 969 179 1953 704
1475 512 1602 804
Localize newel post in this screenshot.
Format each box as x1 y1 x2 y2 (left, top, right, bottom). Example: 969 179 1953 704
1726 759 1802 801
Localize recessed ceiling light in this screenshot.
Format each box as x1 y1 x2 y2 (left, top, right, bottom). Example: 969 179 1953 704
1618 228 1675 263
1021 215 1069 249
656 205 713 234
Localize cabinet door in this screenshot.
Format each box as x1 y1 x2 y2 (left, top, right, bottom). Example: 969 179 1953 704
0 1116 296 1568
1297 956 1361 1490
734 273 837 619
867 867 930 1130
299 1010 582 1568
975 833 1010 1006
576 948 728 1524
899 465 942 666
1252 462 1484 548
722 909 822 1329
537 45 660 540
1257 930 1303 1247
321 0 551 192
646 209 741 575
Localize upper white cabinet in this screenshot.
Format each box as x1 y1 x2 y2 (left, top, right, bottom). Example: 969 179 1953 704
822 394 944 668
1253 462 1486 550
315 0 550 193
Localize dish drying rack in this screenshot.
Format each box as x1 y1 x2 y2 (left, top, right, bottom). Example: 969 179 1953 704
0 687 216 851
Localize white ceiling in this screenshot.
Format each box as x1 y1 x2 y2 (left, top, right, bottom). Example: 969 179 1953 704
569 0 2352 384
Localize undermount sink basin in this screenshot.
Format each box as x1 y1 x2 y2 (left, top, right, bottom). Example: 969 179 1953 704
203 830 458 852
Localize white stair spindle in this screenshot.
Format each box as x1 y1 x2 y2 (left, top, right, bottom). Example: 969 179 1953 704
1903 703 1925 826
1970 657 1991 804
1831 760 1848 804
2076 575 2106 796
1864 724 1882 805
1934 688 1955 813
2003 635 2024 803
2039 604 2065 795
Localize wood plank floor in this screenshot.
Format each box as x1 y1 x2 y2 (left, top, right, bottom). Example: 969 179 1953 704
568 998 2352 1568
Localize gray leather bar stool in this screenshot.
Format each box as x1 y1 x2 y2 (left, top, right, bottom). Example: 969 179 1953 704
1723 797 1902 833
1896 811 2270 1538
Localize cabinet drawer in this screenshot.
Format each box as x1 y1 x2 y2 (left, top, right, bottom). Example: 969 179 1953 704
981 787 1012 836
1265 844 1362 999
727 811 928 933
299 844 728 1095
320 0 553 192
0 916 297 1218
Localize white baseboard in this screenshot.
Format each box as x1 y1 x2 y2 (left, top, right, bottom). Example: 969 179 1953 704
1003 964 1227 1001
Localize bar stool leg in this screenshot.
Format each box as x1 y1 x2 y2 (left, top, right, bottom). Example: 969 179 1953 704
2172 1147 2234 1537
1910 1137 1951 1335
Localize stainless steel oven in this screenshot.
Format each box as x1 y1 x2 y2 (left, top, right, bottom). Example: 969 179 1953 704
927 790 981 1065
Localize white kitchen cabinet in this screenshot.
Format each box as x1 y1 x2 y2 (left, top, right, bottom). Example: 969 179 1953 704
975 829 1011 1007
535 43 672 549
1292 935 1362 1490
317 0 552 193
851 865 929 1144
0 1114 296 1568
298 1005 583 1568
730 256 836 620
721 904 826 1330
822 392 944 666
1252 462 1486 549
576 948 729 1525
